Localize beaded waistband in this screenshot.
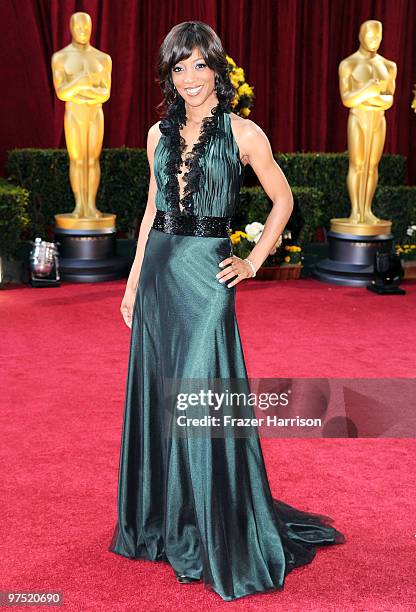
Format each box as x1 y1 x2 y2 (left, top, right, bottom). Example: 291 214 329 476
152 209 231 238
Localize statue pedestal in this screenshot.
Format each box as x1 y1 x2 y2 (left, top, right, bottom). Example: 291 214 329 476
313 229 394 287
330 217 392 236
54 214 129 282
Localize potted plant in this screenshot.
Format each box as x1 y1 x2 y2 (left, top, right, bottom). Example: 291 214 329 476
395 224 416 279
229 222 303 280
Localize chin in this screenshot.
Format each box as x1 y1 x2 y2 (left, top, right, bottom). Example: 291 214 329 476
187 98 205 106
185 92 216 106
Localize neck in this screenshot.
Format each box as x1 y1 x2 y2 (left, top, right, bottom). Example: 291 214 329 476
359 45 377 59
184 95 221 124
72 40 91 51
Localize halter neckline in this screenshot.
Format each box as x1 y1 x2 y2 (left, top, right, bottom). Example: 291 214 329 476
159 103 227 216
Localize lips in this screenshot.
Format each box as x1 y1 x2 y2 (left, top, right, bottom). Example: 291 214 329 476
185 85 203 96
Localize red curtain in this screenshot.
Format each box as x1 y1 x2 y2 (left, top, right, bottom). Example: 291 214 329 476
1 0 416 180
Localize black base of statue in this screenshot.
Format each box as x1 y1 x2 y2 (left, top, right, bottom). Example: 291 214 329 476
313 230 394 287
54 227 130 283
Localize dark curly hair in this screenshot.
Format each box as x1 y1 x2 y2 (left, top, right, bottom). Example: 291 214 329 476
155 21 234 121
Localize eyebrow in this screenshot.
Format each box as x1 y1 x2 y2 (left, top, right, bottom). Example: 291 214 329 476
174 57 205 65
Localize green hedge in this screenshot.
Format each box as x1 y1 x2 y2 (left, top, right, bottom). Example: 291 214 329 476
274 152 414 239
233 184 416 246
6 147 149 240
234 186 325 245
275 152 404 188
374 186 416 241
0 178 30 258
4 149 416 253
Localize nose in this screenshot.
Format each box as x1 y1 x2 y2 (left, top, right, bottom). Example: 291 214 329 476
184 71 198 83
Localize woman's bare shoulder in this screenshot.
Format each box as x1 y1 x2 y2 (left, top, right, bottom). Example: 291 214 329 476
146 121 164 163
229 112 265 164
147 121 163 152
230 112 263 137
148 120 163 138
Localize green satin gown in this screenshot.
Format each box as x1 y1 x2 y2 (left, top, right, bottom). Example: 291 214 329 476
108 104 345 601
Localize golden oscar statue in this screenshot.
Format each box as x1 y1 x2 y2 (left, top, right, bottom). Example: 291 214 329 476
51 12 126 281
315 20 396 286
52 11 113 229
334 19 396 235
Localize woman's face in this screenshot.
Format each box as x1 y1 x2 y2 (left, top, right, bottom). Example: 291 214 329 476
171 47 216 107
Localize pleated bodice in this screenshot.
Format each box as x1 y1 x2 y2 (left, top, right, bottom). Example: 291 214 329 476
154 106 245 218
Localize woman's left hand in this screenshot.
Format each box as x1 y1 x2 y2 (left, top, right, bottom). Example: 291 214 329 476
216 256 255 288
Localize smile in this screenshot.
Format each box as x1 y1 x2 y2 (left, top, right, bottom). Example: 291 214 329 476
185 85 203 96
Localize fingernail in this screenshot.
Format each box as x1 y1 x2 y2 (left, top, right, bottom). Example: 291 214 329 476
219 278 224 283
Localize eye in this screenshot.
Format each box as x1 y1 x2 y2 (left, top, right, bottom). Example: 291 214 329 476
172 62 206 73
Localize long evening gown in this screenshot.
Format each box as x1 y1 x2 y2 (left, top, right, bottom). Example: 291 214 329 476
108 103 345 601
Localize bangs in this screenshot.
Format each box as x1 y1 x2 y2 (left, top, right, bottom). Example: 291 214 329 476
168 29 212 69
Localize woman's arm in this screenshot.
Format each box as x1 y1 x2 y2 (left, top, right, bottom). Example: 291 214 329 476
238 120 294 274
125 122 160 292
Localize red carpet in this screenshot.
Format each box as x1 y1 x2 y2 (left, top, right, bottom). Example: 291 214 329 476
1 278 415 611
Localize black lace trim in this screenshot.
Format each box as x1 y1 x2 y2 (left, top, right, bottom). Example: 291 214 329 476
159 97 228 216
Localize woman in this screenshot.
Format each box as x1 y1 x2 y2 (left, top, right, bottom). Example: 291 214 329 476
109 21 345 601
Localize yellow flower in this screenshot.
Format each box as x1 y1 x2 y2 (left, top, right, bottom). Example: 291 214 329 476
231 234 241 245
240 107 251 117
226 55 236 68
284 256 291 263
235 230 248 238
238 83 252 96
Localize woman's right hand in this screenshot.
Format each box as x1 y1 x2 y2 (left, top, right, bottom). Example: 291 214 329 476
120 286 137 329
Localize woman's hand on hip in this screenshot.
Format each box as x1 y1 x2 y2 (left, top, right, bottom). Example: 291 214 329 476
216 256 255 288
